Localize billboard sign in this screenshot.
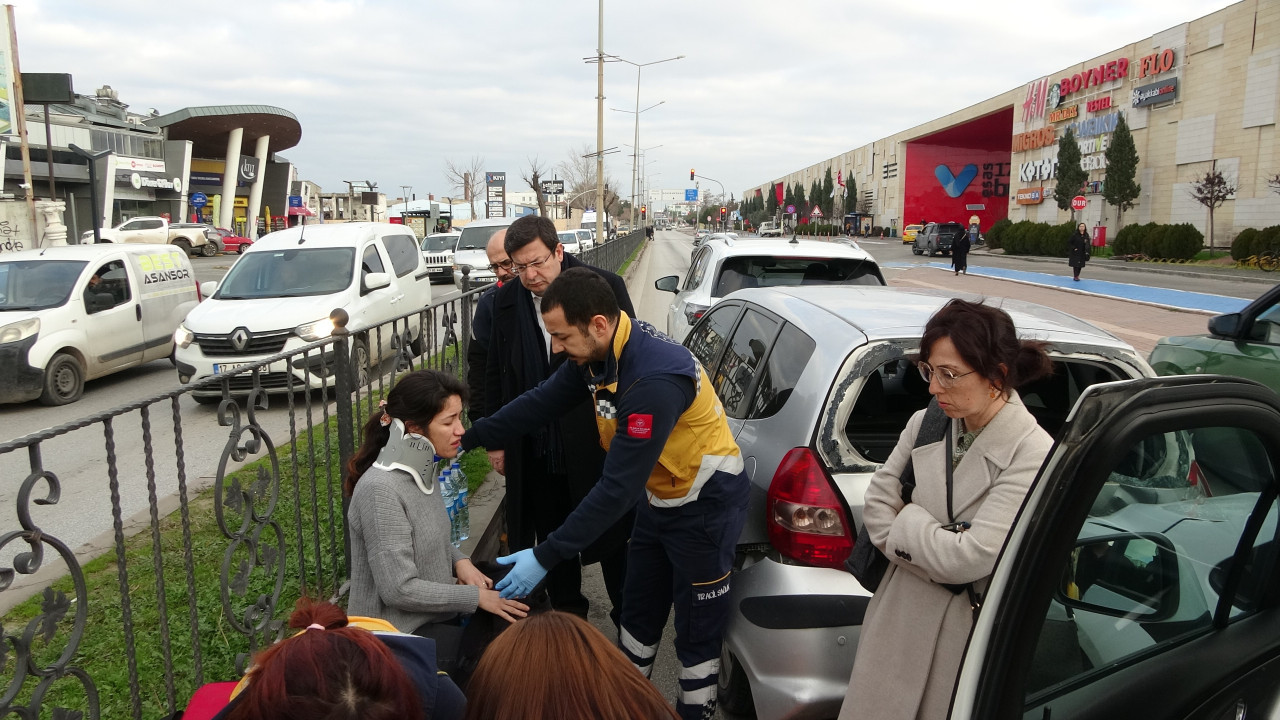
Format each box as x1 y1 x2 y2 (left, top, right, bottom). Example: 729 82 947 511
685 188 698 201
486 172 507 219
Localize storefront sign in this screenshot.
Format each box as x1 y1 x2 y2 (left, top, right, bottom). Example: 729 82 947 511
1016 187 1045 205
120 171 182 192
1019 159 1058 182
1138 48 1177 78
1059 57 1130 98
486 171 506 219
1086 96 1112 113
1063 111 1119 140
1012 127 1056 152
1048 105 1078 123
118 156 167 173
1021 77 1059 122
1132 77 1179 107
1078 135 1110 154
1081 153 1108 171
237 155 260 183
980 163 1010 198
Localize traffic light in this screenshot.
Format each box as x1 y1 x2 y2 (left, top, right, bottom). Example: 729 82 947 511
720 206 727 218
690 169 695 181
641 205 647 217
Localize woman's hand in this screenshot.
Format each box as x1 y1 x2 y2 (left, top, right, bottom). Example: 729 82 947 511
478 589 530 623
454 558 491 589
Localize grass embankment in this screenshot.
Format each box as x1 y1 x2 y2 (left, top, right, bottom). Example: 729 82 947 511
2 345 489 719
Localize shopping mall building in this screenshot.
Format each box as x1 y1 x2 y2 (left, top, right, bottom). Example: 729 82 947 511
747 0 1280 244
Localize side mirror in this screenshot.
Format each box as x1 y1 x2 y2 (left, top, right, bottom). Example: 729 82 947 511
1057 532 1179 621
364 272 391 291
1207 312 1242 338
655 275 680 293
200 281 219 298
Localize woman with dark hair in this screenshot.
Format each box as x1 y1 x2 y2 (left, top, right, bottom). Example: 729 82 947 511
838 299 1054 720
346 370 528 645
1068 222 1091 281
218 597 465 719
463 611 679 720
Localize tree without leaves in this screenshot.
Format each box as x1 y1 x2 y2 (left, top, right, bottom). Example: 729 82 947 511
1189 169 1236 255
521 156 550 217
443 156 485 221
1103 113 1141 230
1053 128 1087 217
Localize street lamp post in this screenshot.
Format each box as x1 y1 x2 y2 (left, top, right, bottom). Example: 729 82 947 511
607 53 683 230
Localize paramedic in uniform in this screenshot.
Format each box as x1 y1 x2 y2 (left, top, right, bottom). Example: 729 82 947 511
461 267 749 720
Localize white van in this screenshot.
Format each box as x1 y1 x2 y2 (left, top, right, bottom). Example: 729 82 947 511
0 244 200 405
173 222 432 402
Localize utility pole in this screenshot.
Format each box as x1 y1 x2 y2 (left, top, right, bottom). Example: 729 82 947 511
594 0 605 242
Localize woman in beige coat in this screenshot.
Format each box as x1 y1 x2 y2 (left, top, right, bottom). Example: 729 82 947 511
839 299 1055 720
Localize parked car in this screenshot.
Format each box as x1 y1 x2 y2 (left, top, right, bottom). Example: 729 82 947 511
173 222 431 402
694 228 710 242
678 286 1158 719
420 231 461 284
912 221 966 257
0 244 201 405
208 227 254 255
83 216 216 257
655 235 885 343
452 217 514 290
576 228 595 251
557 230 581 255
902 223 924 245
1149 282 1280 394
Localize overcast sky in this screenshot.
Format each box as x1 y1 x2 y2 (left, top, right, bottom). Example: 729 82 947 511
15 0 1237 203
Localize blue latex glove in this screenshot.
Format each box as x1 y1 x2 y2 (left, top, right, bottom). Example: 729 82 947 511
494 548 547 599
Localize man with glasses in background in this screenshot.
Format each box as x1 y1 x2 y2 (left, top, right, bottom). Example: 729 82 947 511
482 214 635 624
466 229 515 422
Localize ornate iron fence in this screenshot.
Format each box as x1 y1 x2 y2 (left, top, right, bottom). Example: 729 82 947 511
0 228 646 719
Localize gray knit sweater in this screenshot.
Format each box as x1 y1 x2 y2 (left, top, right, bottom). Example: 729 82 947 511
347 464 479 633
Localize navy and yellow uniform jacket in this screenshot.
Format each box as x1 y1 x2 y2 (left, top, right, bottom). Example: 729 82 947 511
462 314 747 569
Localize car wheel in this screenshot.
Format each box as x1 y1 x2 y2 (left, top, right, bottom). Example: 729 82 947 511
39 352 84 406
913 246 923 256
237 244 250 255
200 241 218 257
351 338 371 388
717 642 755 716
172 239 192 257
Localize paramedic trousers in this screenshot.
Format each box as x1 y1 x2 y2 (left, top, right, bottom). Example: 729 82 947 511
618 496 748 720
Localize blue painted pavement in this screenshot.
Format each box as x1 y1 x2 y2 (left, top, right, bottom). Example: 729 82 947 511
881 261 1252 315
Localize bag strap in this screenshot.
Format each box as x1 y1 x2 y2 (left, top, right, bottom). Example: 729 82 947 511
945 425 983 621
899 398 949 504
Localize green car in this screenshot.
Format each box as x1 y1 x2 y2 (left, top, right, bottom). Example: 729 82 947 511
1149 283 1280 393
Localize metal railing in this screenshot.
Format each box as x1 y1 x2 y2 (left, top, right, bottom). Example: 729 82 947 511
0 228 645 719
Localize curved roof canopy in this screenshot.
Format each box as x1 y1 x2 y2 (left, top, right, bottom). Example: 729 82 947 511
146 105 301 157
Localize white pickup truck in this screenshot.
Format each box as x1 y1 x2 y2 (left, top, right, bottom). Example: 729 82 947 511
83 217 216 257
758 220 783 237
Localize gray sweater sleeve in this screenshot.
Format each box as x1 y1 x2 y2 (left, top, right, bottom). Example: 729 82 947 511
352 482 480 615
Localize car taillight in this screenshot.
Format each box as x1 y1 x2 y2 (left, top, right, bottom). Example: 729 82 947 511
767 448 853 569
684 302 710 326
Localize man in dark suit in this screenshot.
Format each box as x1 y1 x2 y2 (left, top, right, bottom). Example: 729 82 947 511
466 229 514 422
484 214 634 623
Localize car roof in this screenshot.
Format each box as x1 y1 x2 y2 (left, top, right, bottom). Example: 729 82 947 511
248 222 405 252
729 286 1135 350
706 236 875 261
462 217 515 229
427 231 460 237
0 243 185 261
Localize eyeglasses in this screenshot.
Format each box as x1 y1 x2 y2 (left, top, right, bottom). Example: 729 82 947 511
917 361 976 388
487 259 513 273
510 249 555 276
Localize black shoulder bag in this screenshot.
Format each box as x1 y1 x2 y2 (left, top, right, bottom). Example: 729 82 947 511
844 399 947 592
943 427 983 621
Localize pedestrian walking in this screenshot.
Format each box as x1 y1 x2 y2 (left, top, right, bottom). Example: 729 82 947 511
952 231 971 275
484 215 635 626
464 268 750 720
1068 222 1091 281
839 300 1054 720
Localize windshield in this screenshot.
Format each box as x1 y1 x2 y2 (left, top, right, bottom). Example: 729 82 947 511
216 248 356 299
713 256 884 296
457 224 508 251
421 234 458 253
558 232 578 245
0 259 88 311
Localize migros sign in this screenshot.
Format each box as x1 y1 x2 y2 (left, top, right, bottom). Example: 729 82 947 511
1012 127 1056 152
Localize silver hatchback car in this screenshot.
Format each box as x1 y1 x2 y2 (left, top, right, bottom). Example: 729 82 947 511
680 286 1155 719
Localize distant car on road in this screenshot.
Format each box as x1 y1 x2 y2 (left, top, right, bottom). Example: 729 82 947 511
912 221 966 257
208 227 254 255
902 223 923 245
420 231 461 284
759 221 783 237
1149 282 1280 394
655 234 884 342
557 230 581 255
451 217 513 290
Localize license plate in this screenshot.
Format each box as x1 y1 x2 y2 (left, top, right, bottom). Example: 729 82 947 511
213 362 252 374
